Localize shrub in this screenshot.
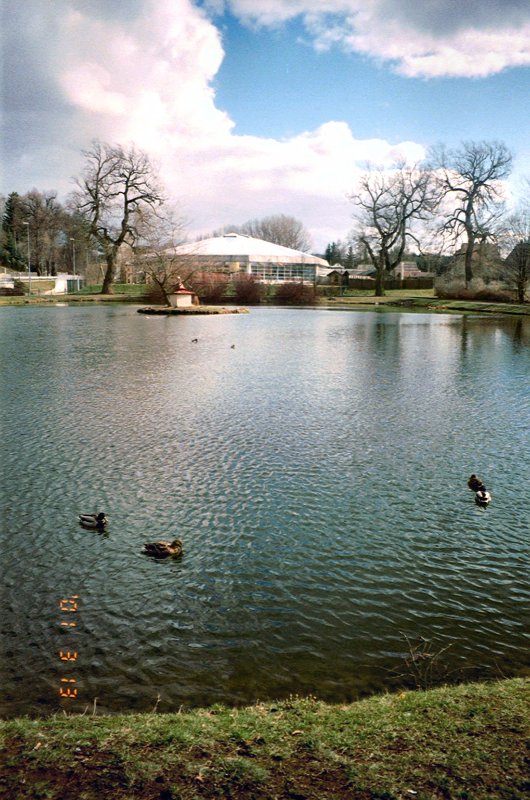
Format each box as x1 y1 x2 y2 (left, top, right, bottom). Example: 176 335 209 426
232 274 265 304
275 282 317 304
435 278 514 303
473 287 515 303
142 284 166 304
316 285 337 298
188 272 229 303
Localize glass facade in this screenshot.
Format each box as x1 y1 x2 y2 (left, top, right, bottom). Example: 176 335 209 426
249 261 316 283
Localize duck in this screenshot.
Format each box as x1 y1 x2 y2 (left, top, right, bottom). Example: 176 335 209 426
191 338 198 343
467 474 485 492
475 490 492 507
142 538 183 558
79 512 108 529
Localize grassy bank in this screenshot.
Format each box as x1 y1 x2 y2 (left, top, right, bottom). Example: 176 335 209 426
322 293 530 316
1 287 529 316
0 293 146 306
1 678 528 799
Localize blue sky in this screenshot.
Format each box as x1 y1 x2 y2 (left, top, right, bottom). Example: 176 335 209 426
2 0 530 250
215 14 530 150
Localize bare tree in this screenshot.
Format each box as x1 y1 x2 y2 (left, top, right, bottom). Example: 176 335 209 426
205 214 312 252
430 141 512 287
21 190 65 276
241 214 312 251
350 163 438 296
70 141 165 293
501 206 530 303
131 206 191 307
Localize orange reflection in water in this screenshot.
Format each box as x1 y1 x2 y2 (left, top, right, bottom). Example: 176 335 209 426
58 596 80 700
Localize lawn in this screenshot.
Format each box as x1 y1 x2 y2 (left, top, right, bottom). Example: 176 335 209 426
1 678 528 799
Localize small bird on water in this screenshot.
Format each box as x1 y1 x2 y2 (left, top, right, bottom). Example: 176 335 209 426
142 538 183 558
467 474 485 492
79 512 108 530
475 489 491 507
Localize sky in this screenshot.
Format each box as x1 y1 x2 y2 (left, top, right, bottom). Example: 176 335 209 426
1 0 530 251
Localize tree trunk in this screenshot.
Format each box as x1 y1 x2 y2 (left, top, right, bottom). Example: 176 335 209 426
463 205 475 287
516 262 527 303
463 236 475 288
101 253 115 294
374 251 385 296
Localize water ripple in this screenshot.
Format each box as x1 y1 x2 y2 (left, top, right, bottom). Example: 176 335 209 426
1 307 529 715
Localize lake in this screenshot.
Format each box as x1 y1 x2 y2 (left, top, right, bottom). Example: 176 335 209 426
0 304 528 716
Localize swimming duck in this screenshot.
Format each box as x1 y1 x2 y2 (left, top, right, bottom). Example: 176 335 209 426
79 512 108 529
467 474 485 492
142 538 183 558
475 490 491 507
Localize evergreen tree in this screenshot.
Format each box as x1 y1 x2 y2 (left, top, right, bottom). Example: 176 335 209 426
1 192 25 269
324 241 344 265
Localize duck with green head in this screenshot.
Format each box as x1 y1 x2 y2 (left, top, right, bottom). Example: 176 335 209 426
79 513 108 530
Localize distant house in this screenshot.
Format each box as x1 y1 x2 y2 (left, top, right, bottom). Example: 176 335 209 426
346 264 376 278
505 241 530 269
391 261 434 279
326 269 352 285
452 242 502 279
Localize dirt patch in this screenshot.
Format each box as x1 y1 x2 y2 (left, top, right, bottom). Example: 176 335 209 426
0 743 371 800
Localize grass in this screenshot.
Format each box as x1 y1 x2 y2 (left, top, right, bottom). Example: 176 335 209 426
327 288 437 299
1 285 529 315
0 678 528 799
76 284 146 295
0 284 147 305
322 291 530 315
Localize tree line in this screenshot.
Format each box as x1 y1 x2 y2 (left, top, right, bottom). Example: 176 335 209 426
203 214 312 252
0 190 92 277
1 138 529 302
330 141 529 301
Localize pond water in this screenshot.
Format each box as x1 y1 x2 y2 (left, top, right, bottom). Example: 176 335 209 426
0 304 529 716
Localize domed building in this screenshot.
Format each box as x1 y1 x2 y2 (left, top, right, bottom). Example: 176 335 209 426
168 233 330 284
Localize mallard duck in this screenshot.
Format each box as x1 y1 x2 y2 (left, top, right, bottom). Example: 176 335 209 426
475 490 491 507
142 538 183 558
468 474 485 492
79 512 108 529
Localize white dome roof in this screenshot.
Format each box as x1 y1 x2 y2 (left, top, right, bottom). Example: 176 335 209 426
172 233 328 266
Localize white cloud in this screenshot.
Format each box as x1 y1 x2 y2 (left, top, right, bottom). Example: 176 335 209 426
61 63 128 115
225 0 530 78
56 0 233 150
164 122 426 247
2 0 429 249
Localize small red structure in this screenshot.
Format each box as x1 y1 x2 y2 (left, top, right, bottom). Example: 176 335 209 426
169 278 194 308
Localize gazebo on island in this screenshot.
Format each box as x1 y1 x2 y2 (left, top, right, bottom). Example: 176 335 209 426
168 278 195 309
138 276 248 315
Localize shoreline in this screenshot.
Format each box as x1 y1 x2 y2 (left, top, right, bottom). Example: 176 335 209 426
1 678 527 799
137 305 249 315
1 292 529 316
